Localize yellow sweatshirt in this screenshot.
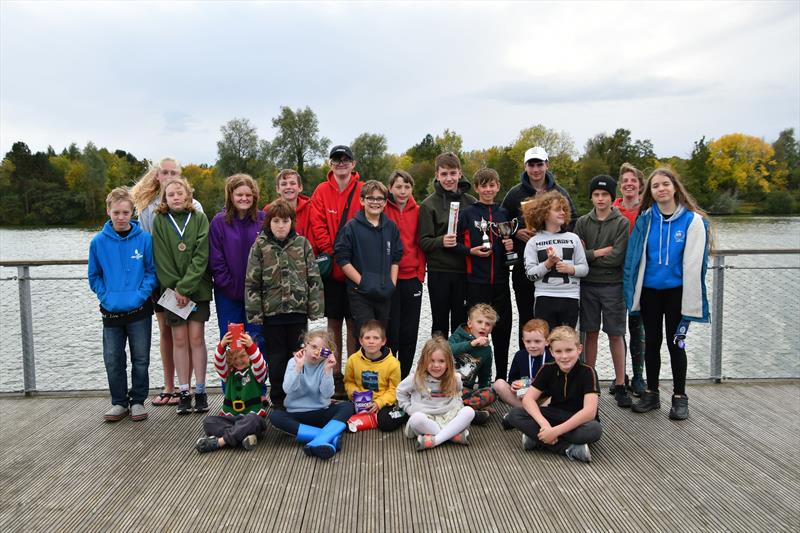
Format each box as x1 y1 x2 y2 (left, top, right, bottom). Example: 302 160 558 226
344 346 401 409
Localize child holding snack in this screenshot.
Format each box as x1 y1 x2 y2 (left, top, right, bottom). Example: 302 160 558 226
344 320 407 432
523 190 589 331
448 303 498 423
195 331 267 453
268 329 355 460
88 187 158 422
152 176 213 415
494 319 552 412
505 326 602 463
396 336 475 450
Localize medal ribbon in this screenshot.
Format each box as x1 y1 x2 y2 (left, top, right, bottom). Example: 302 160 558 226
167 212 192 242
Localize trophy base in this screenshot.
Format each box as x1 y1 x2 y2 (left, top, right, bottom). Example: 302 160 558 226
504 252 519 266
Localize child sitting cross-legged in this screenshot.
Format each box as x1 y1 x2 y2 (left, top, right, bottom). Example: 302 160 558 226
505 326 602 463
268 329 355 460
396 336 475 450
448 303 498 424
493 319 552 417
344 320 408 432
195 331 267 453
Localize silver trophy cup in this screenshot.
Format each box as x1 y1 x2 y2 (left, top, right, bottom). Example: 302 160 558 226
479 217 491 250
492 219 520 265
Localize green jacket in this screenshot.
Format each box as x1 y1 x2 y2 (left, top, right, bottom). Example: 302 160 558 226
244 230 323 324
418 180 476 273
152 209 212 301
574 207 629 284
448 324 493 389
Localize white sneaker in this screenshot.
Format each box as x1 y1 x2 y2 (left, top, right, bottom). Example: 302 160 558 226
130 403 148 421
104 404 129 422
403 421 416 439
242 434 258 451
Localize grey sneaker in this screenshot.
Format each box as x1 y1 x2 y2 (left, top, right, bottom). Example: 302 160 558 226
522 434 539 451
565 443 592 463
130 403 148 421
450 430 469 445
104 404 129 422
472 410 491 425
195 436 219 453
241 434 258 451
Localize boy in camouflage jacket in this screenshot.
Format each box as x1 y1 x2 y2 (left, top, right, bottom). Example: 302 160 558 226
245 199 324 408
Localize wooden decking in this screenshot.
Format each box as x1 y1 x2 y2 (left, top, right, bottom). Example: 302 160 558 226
1 381 798 533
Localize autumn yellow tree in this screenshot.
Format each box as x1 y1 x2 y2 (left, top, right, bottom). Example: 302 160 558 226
707 134 787 197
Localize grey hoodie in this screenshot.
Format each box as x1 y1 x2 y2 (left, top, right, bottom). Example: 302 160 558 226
574 207 629 284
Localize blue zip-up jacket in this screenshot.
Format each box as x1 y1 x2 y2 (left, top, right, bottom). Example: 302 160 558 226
623 204 709 322
283 358 335 413
456 202 511 285
88 220 157 313
506 348 553 382
335 211 403 300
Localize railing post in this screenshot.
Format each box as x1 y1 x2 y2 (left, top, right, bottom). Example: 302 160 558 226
17 265 36 394
710 255 724 383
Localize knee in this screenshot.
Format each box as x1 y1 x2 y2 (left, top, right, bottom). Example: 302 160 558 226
408 412 428 426
461 406 475 421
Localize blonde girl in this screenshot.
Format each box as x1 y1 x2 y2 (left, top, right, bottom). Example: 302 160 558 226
131 157 203 406
395 336 475 450
152 177 212 415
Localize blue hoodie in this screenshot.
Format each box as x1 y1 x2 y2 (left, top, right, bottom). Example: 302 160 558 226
88 220 158 313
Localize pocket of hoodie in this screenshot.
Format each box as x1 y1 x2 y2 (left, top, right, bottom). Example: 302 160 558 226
357 272 393 300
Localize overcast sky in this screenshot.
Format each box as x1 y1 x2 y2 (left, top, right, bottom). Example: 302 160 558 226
2 1 798 166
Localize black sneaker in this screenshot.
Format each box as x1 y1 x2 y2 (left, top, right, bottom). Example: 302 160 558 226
176 392 193 415
195 436 219 453
632 390 660 413
194 392 209 413
609 374 630 394
668 395 689 420
614 387 633 408
501 413 513 430
472 410 491 425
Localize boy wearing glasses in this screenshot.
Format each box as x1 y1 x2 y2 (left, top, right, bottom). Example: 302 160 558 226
310 145 363 396
334 180 403 346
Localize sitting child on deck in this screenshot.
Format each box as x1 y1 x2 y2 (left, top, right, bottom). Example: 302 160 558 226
505 326 602 463
494 319 552 415
195 331 267 453
396 337 475 450
268 329 355 460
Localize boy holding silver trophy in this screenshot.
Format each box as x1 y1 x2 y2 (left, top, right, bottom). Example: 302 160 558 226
455 168 516 380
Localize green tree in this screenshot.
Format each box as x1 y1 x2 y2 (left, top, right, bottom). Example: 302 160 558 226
407 134 440 163
435 129 463 156
216 117 265 178
707 133 786 199
351 132 391 182
582 128 656 177
266 106 330 178
773 128 800 190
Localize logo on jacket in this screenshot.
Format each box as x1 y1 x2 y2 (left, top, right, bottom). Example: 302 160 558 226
674 231 684 243
131 249 143 260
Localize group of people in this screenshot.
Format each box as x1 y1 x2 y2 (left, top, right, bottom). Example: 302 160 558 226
87 144 710 463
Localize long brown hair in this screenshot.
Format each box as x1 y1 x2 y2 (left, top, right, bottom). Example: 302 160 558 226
223 173 260 224
414 336 459 397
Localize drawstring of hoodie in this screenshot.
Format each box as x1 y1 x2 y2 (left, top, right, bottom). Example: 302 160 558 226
657 210 673 266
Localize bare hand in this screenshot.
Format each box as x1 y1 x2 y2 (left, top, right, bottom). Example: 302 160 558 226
366 402 379 414
220 331 233 348
555 262 575 275
470 245 492 257
594 246 613 258
511 380 521 391
538 426 559 445
471 336 490 347
175 289 189 308
240 332 254 348
293 349 305 372
324 354 336 374
443 233 457 248
503 238 513 252
516 228 534 243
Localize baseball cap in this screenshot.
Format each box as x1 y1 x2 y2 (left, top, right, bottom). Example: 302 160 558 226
329 145 354 160
524 146 549 164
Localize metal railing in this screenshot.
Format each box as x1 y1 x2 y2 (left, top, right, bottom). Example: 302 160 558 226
2 250 799 394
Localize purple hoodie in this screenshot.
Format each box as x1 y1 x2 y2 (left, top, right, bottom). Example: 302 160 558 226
209 210 266 301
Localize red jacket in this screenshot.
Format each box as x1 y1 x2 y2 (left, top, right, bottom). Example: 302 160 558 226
309 171 363 282
263 194 312 238
384 195 426 282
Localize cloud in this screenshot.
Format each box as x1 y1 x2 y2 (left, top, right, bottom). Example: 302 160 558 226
162 111 194 134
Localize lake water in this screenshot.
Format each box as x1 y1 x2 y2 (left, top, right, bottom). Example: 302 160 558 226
1 217 798 392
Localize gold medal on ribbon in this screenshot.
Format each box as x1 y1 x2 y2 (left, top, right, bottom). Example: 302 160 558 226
178 242 187 252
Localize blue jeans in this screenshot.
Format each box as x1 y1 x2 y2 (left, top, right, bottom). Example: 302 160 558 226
103 316 151 406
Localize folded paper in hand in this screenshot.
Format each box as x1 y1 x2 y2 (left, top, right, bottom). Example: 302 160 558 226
157 288 196 320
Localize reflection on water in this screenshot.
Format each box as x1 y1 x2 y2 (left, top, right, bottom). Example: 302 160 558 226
1 217 798 391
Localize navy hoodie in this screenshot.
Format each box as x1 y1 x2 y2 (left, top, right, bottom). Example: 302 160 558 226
334 211 403 300
455 202 511 285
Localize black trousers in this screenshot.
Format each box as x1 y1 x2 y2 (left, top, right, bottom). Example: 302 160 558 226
534 296 579 333
427 270 468 338
269 401 355 435
348 287 391 349
640 286 687 395
512 264 536 350
387 278 423 377
263 323 307 404
467 282 513 381
203 413 267 447
376 405 410 432
506 405 602 454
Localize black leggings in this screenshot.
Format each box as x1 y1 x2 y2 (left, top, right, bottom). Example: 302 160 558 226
640 286 686 395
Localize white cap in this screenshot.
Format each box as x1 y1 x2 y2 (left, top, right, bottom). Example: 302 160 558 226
524 146 549 164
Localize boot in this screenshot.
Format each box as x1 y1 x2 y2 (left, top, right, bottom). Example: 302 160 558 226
347 412 378 432
296 423 322 444
668 395 689 420
632 390 661 413
303 420 347 460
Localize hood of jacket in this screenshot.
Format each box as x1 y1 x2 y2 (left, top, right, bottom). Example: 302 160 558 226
101 219 144 241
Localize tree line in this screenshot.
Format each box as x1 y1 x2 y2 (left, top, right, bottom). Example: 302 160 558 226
1 106 798 226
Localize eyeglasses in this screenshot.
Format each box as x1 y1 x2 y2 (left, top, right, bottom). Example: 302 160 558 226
159 169 179 176
363 196 386 204
331 158 353 166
